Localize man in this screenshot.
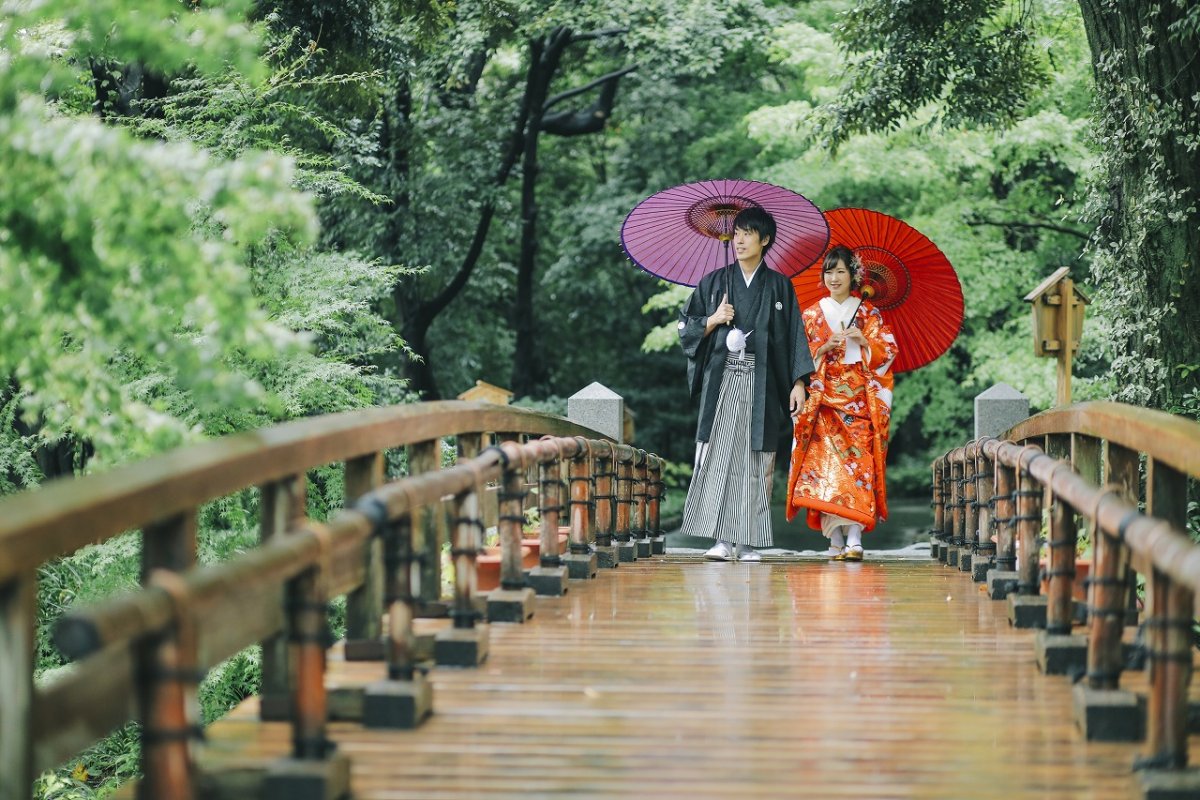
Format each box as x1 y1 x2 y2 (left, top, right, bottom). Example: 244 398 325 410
676 206 814 561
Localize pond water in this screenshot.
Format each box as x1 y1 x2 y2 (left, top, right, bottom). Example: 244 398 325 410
665 495 933 553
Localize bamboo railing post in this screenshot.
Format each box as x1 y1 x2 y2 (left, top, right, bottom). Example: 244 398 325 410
971 442 996 582
409 440 445 614
344 452 386 661
487 441 536 622
136 511 201 800
527 440 569 596
137 570 199 800
1044 485 1077 635
1138 459 1193 779
1008 446 1046 629
1073 444 1140 741
263 526 351 800
649 455 666 555
959 444 979 574
987 449 1019 599
930 458 944 561
434 464 490 667
0 574 36 800
633 449 651 558
563 438 599 580
259 475 306 720
615 446 637 563
362 505 433 729
947 452 963 568
592 441 619 568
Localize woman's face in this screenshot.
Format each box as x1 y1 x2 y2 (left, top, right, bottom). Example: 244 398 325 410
824 260 852 300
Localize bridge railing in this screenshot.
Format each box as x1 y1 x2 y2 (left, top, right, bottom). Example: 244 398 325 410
0 400 664 800
933 400 1200 794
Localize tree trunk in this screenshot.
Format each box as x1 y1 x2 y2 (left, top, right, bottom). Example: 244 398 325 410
1078 1 1200 409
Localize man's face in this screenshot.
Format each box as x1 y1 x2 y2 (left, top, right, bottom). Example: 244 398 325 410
733 226 769 263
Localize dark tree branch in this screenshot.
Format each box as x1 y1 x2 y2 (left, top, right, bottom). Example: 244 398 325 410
964 216 1091 240
569 27 629 44
543 64 638 112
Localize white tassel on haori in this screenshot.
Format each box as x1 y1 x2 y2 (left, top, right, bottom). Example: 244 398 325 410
726 327 753 360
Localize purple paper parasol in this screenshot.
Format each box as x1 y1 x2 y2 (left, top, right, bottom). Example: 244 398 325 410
620 179 829 286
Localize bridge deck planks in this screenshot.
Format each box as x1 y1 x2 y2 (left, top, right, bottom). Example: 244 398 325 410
194 558 1197 798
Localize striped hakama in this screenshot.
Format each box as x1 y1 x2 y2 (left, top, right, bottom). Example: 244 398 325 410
679 353 776 547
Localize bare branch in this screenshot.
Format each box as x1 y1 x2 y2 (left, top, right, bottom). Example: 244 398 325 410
965 216 1091 240
543 64 637 112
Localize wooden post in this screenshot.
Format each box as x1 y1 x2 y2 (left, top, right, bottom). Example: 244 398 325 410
1015 450 1043 596
1142 458 1192 770
930 459 943 560
948 453 963 567
1056 277 1077 406
633 449 651 558
994 459 1017 573
615 447 637 563
344 452 385 661
971 445 995 581
486 441 535 623
409 440 444 611
259 476 306 720
1086 444 1136 690
564 439 599 580
1044 489 1076 635
592 441 618 569
0 574 36 800
648 455 666 555
434 473 489 667
960 446 978 574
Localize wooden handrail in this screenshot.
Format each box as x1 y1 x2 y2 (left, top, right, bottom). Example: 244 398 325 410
1006 400 1200 477
1 400 665 799
933 399 1200 784
0 401 594 583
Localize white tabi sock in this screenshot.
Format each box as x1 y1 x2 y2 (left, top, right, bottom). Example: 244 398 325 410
846 524 863 549
829 528 846 550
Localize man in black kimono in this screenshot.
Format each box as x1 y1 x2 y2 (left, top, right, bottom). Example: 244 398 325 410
676 206 814 561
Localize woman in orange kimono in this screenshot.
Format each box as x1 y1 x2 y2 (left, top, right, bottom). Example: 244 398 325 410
786 245 898 561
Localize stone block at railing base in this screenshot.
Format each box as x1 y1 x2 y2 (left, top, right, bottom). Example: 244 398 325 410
1008 595 1047 628
987 570 1019 600
617 542 637 562
652 535 666 555
263 751 351 800
527 565 569 595
1137 767 1200 800
636 538 652 558
595 544 619 568
958 552 973 573
343 637 386 661
1035 631 1088 675
564 551 598 579
363 676 433 729
971 554 992 582
1072 684 1144 741
487 587 535 622
929 536 942 560
434 624 489 667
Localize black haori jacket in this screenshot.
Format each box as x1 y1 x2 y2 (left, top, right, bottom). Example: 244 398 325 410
678 263 815 452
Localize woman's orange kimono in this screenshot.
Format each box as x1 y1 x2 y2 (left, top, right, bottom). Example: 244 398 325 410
786 297 897 532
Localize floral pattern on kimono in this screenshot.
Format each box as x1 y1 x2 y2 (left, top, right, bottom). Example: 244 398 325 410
785 297 897 532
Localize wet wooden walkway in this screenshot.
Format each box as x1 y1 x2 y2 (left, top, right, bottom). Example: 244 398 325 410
199 557 1196 799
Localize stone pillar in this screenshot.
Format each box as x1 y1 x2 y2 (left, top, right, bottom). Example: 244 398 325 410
974 383 1029 440
568 383 625 442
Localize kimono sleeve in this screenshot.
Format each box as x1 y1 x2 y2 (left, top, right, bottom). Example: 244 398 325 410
862 304 898 374
783 288 815 385
677 285 710 358
678 284 712 397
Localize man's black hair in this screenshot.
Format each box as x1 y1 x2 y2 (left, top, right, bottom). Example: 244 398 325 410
732 206 777 254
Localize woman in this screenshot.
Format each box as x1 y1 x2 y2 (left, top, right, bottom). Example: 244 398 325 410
785 245 898 561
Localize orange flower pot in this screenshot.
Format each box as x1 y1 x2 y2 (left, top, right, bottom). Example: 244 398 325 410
476 545 532 592
1039 558 1092 601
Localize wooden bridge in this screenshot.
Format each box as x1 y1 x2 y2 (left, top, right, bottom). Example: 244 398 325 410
2 400 1199 799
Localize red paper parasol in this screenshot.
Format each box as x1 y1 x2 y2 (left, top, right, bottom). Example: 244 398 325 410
620 179 829 286
792 208 963 373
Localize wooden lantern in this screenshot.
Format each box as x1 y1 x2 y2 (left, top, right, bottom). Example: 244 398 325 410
1023 266 1090 405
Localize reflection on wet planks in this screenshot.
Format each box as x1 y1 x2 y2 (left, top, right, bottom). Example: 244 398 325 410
200 560 1195 799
